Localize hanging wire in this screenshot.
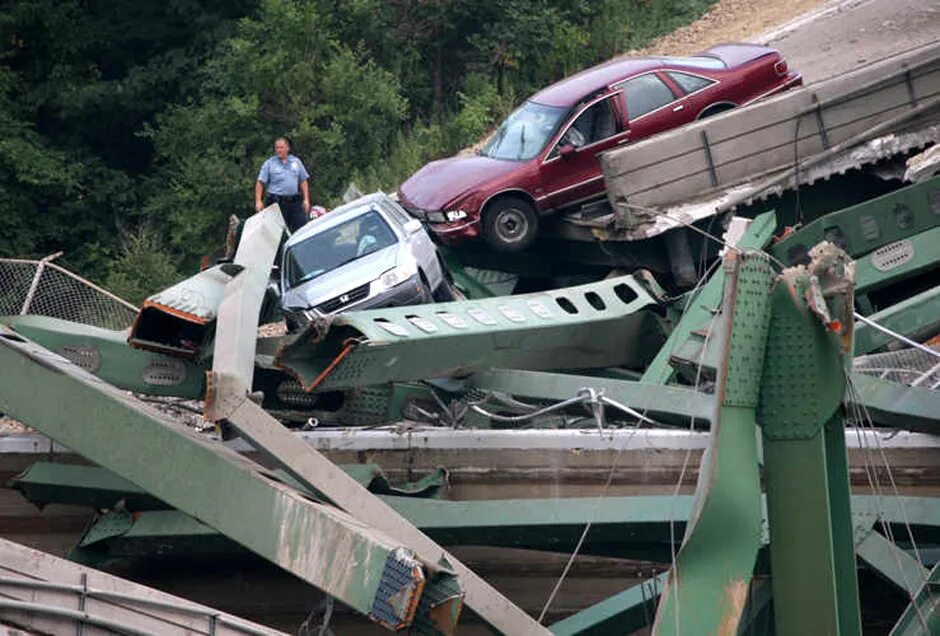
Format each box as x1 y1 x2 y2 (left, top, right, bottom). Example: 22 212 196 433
845 387 928 630
846 373 937 621
854 312 940 360
536 397 649 623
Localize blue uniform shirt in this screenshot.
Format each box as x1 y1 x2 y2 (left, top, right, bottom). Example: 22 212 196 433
257 154 310 196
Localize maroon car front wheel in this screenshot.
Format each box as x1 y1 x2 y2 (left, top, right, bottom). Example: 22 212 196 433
483 196 539 252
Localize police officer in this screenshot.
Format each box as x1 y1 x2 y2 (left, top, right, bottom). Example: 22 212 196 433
255 137 311 232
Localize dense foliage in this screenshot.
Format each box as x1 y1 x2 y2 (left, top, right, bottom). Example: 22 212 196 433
1 0 714 302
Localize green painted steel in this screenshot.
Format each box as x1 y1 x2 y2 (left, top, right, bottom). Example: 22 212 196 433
758 253 862 636
771 176 940 266
641 210 777 385
0 326 452 631
549 573 667 636
653 252 772 636
274 274 665 392
856 530 929 597
890 561 940 636
3 315 205 398
854 283 940 355
848 373 940 433
854 225 940 294
11 462 446 513
466 369 712 427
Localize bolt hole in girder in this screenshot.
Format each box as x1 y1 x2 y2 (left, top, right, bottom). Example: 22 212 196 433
584 291 607 311
612 282 638 305
555 297 579 314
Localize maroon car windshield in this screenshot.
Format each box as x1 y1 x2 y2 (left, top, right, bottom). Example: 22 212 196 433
480 101 567 161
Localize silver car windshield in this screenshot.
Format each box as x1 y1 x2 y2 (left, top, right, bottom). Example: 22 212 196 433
480 101 567 161
285 210 398 288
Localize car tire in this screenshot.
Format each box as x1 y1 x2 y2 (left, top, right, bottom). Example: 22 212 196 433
482 196 539 252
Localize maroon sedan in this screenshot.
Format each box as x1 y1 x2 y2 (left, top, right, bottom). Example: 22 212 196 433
398 43 802 252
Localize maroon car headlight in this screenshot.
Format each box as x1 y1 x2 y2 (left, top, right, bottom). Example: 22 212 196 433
444 209 468 222
425 210 447 223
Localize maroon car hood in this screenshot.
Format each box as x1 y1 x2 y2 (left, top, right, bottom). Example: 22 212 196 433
399 155 520 211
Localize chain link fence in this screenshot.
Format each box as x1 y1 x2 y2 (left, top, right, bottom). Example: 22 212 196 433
0 256 138 331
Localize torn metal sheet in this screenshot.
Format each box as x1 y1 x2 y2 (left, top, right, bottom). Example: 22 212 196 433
759 243 862 636
274 274 664 393
128 205 284 358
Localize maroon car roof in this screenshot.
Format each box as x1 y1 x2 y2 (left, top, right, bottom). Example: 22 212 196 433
530 56 663 107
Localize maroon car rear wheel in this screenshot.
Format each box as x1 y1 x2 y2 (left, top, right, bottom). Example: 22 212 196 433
483 196 539 252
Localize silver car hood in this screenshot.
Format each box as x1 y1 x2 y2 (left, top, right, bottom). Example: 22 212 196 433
281 244 401 310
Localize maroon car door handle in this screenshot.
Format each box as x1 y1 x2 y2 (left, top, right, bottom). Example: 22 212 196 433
673 104 685 112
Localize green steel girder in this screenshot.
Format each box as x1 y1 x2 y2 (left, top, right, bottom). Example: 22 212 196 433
548 573 667 636
0 326 457 632
11 462 445 513
854 224 940 295
890 561 940 636
759 245 862 636
856 530 929 598
465 369 712 427
641 210 778 385
662 324 940 434
653 251 772 636
32 485 940 565
848 372 940 434
854 283 940 355
274 274 665 393
65 496 696 564
2 315 205 398
770 176 940 266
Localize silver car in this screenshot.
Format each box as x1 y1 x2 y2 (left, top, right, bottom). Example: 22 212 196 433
279 192 452 330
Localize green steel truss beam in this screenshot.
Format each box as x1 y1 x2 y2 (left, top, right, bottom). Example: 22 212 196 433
549 573 667 636
854 283 940 355
213 392 549 635
770 176 940 266
2 315 205 398
890 561 940 636
853 225 940 295
0 327 456 632
758 246 862 636
641 210 777 385
274 274 665 392
856 530 929 598
652 251 772 635
14 461 940 558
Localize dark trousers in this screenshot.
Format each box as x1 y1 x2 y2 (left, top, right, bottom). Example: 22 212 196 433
265 195 307 232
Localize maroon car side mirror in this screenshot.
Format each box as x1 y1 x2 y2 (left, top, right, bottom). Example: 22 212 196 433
559 144 577 159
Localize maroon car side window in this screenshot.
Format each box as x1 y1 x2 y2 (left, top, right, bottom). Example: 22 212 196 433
556 97 620 152
621 74 676 120
666 71 716 94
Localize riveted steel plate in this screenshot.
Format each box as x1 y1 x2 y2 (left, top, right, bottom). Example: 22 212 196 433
870 239 914 272
142 357 188 385
722 255 774 408
56 344 101 373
